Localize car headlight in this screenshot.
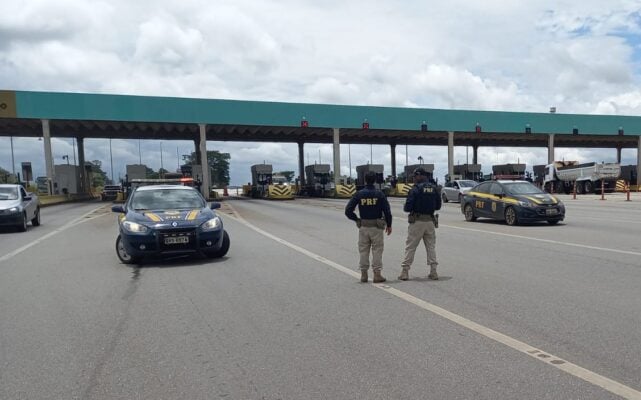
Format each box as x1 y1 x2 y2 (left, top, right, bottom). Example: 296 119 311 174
517 200 535 208
9 207 19 213
122 220 149 233
201 217 221 231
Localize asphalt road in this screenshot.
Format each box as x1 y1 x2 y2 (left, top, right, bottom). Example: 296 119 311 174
1 194 640 399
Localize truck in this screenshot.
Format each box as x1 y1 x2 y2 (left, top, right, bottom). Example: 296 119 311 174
356 164 385 190
491 164 526 180
453 164 483 181
303 164 332 197
246 164 294 199
543 161 621 194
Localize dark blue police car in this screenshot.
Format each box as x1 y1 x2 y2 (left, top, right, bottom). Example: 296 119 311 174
112 185 230 264
461 180 565 226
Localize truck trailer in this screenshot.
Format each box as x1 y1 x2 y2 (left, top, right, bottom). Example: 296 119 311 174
543 161 620 194
303 164 332 197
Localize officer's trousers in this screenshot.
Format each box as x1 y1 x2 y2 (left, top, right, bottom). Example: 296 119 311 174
358 226 384 272
401 219 437 270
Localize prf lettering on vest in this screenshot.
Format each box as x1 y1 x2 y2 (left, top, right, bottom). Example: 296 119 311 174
360 198 378 206
423 187 433 193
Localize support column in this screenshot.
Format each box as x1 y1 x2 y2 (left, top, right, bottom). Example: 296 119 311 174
42 119 54 195
199 124 211 199
332 128 341 187
472 145 479 165
616 146 622 164
548 134 555 164
447 131 454 179
390 143 397 177
637 136 641 187
298 141 305 186
77 137 86 194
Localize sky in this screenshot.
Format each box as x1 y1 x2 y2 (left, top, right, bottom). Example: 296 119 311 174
2 0 641 184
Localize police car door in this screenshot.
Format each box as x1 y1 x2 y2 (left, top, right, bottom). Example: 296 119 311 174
488 182 506 218
471 182 492 217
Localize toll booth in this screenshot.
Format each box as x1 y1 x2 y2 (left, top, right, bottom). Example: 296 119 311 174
620 165 638 190
492 163 526 180
250 164 272 198
453 164 483 181
356 164 385 190
304 164 331 197
533 165 546 187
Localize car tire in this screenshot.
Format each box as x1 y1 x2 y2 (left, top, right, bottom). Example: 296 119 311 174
442 193 449 203
547 220 560 225
584 180 594 194
116 235 141 264
576 182 584 195
464 204 477 222
205 231 230 258
17 212 28 232
31 207 41 226
504 206 518 226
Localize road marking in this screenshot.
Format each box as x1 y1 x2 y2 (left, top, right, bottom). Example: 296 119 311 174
225 203 641 400
437 222 641 257
0 205 108 264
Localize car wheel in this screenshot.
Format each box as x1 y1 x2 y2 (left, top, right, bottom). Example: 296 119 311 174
442 193 449 203
17 212 28 232
31 207 41 226
576 182 584 195
584 180 593 194
547 220 560 225
464 204 477 222
116 235 141 264
504 206 518 226
205 231 230 258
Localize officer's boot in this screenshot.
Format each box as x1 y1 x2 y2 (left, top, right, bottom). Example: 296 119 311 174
428 264 439 280
372 270 386 283
360 270 368 283
398 269 409 281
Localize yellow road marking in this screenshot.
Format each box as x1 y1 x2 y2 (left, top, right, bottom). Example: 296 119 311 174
225 202 641 400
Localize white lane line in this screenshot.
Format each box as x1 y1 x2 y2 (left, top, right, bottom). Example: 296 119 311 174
0 205 108 264
437 222 641 257
225 203 641 400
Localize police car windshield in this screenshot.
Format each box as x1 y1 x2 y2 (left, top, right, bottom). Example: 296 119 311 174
131 189 205 210
0 187 19 200
458 180 477 187
503 182 543 195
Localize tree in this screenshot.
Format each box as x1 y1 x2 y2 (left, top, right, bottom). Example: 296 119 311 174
89 160 109 187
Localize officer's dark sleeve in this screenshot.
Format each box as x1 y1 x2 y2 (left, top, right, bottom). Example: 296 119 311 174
403 187 416 213
434 186 442 211
345 193 360 221
380 193 392 227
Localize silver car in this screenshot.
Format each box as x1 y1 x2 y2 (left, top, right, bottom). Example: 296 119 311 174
0 184 41 231
441 180 477 203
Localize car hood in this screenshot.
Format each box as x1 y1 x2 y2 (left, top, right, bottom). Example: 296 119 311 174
513 193 560 205
0 199 21 210
125 208 216 228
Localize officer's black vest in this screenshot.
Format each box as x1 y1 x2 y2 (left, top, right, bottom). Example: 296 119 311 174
412 182 438 214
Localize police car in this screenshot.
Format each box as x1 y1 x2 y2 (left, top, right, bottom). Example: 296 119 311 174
111 185 230 264
461 180 565 225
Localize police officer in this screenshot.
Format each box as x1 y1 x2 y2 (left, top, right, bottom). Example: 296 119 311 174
345 171 392 283
398 167 441 281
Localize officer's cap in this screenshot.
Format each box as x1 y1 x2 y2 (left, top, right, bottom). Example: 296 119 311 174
413 167 428 176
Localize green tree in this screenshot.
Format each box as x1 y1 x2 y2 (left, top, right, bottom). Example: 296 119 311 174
89 160 109 187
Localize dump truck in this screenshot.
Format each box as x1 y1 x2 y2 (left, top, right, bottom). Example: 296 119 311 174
302 164 332 197
356 164 385 190
453 164 483 181
543 161 621 194
247 164 294 199
492 164 526 180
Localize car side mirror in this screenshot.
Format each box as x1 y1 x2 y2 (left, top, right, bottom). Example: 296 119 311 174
111 205 125 213
23 195 32 201
210 202 221 210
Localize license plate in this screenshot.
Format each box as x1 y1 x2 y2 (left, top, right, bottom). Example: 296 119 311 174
164 236 189 245
546 208 558 216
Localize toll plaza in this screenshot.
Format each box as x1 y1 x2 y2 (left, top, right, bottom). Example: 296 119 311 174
2 89 641 199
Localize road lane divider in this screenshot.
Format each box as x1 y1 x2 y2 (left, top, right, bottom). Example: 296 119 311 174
225 202 641 400
0 205 110 264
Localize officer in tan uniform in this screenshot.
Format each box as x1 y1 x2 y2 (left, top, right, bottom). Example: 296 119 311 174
398 167 441 281
345 172 393 283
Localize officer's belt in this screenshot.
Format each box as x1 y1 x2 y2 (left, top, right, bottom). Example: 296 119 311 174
414 213 434 221
360 218 384 227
